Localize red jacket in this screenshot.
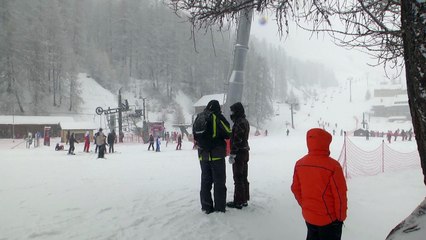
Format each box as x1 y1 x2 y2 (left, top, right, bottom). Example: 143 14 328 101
291 128 347 226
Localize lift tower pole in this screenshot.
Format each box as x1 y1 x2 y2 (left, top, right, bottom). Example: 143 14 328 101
223 5 253 117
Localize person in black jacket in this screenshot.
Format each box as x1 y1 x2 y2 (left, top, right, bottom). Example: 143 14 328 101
148 134 155 151
194 100 232 214
227 102 250 209
68 133 79 155
107 130 116 153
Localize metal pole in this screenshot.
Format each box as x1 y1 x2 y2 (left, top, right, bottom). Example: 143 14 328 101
382 140 385 173
362 112 366 129
118 88 123 142
142 97 146 121
291 104 294 129
349 78 352 102
224 6 253 118
12 105 15 142
344 132 348 178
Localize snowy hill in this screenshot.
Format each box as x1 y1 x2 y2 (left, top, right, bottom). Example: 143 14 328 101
77 73 117 117
265 79 412 136
74 74 117 130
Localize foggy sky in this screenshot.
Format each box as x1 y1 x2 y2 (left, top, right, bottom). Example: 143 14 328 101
251 14 395 86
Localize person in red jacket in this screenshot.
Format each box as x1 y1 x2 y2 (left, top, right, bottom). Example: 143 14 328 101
291 128 347 240
83 131 90 153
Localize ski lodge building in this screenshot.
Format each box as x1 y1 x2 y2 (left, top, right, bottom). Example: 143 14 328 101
193 93 226 115
0 115 73 139
59 121 98 142
370 86 411 121
0 115 98 142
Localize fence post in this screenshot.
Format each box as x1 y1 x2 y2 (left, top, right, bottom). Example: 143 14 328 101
382 140 385 173
343 133 348 178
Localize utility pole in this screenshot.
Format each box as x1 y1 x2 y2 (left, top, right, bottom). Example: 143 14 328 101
285 99 297 129
12 104 15 142
118 87 123 142
362 112 367 129
142 97 146 121
224 4 253 118
142 97 147 141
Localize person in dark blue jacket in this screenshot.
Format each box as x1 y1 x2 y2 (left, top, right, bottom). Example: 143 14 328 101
194 100 231 214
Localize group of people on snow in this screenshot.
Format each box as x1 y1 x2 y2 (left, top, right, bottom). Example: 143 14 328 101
193 99 347 240
147 134 162 152
55 100 348 240
386 128 413 143
60 128 117 158
147 131 184 152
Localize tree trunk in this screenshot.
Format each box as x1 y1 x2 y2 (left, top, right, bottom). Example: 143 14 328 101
402 0 426 186
14 90 24 113
386 1 426 238
69 78 74 111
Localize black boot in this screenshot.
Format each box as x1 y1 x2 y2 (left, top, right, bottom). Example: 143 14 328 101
226 201 243 209
202 208 215 214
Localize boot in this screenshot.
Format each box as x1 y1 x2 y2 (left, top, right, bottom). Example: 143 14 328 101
226 201 243 209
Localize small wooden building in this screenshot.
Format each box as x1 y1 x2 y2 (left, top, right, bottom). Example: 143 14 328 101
192 94 226 123
0 115 74 139
353 128 367 137
60 122 98 143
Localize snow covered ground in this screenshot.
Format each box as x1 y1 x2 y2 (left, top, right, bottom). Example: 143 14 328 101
1 78 425 239
0 134 424 240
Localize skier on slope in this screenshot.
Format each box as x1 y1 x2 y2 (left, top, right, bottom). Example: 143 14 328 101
68 133 79 155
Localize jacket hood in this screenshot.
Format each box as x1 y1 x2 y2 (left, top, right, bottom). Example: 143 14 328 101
306 128 332 155
206 100 221 113
230 102 245 119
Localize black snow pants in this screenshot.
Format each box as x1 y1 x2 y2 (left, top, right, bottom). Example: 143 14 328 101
200 159 227 212
306 221 343 240
232 150 249 204
68 144 75 154
148 142 154 151
98 144 105 158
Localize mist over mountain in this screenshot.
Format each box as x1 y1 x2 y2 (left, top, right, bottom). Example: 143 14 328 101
0 0 337 126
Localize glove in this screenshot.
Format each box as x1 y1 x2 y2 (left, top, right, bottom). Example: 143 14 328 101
228 154 236 164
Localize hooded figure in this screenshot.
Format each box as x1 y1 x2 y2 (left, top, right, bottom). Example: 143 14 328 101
196 99 231 214
226 102 250 209
291 128 347 240
206 99 221 113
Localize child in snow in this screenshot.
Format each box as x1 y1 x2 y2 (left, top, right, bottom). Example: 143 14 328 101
155 136 161 152
176 134 182 150
55 143 64 151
